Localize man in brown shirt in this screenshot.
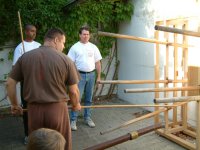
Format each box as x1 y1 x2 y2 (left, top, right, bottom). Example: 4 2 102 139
6 28 81 150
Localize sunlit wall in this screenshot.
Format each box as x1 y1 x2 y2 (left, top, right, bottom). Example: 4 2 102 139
117 0 200 125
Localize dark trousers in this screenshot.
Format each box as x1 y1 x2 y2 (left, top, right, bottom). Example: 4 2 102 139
28 102 71 150
20 82 28 137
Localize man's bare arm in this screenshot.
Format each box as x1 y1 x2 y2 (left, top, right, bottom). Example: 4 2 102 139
68 84 81 111
6 77 23 115
95 61 101 82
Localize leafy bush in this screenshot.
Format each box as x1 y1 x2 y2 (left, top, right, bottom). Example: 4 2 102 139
0 0 133 56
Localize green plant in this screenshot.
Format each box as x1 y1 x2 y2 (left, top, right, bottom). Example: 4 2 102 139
0 0 133 57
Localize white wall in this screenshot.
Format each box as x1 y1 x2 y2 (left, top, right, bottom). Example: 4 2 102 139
0 45 21 107
117 0 200 126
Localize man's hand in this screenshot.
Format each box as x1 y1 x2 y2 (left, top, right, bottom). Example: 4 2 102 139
11 105 23 115
95 79 102 90
72 103 81 111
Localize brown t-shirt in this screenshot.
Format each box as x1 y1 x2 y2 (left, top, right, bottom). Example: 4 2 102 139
10 46 79 103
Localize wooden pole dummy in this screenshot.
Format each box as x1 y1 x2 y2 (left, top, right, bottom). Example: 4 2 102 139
17 11 25 53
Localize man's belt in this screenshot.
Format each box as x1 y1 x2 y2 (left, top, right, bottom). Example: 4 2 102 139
79 70 95 74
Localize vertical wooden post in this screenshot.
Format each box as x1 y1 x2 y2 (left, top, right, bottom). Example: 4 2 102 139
181 23 188 129
154 29 160 123
196 101 200 150
173 24 178 125
164 22 169 131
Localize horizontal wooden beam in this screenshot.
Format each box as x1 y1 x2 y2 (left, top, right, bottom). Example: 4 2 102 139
98 31 191 48
1 104 178 116
154 95 200 103
156 129 196 150
155 25 200 37
69 104 177 109
124 86 200 93
99 79 187 84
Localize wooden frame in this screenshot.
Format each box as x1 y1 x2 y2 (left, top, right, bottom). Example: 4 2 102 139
154 19 199 150
98 18 200 149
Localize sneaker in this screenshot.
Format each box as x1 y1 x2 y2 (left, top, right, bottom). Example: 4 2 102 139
24 136 28 145
85 118 95 128
70 120 77 131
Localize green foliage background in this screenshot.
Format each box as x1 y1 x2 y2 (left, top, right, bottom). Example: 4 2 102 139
0 0 133 56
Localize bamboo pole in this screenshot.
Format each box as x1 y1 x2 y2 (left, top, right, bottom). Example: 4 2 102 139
124 86 200 93
100 108 168 135
98 79 187 84
84 123 163 150
155 25 200 37
17 11 25 53
100 102 187 135
69 104 178 109
1 104 178 116
98 31 192 48
154 95 200 103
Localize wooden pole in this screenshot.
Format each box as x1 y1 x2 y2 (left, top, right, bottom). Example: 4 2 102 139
124 86 200 93
154 95 200 103
100 108 168 135
197 101 200 150
84 123 163 150
154 28 160 124
17 104 177 114
155 25 200 37
17 11 25 53
98 31 192 48
98 79 187 84
1 104 178 116
68 104 178 109
100 102 186 135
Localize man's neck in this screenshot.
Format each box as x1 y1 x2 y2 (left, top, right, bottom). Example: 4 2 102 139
43 41 56 50
24 39 34 42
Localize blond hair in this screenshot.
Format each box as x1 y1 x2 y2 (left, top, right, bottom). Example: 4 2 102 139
27 128 66 150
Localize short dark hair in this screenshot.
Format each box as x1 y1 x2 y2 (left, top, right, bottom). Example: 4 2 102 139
44 28 65 41
25 24 36 31
27 128 66 150
79 26 90 34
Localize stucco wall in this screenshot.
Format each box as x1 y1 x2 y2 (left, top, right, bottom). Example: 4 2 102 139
0 46 21 107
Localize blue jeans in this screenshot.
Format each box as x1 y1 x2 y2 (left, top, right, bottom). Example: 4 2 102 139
70 72 95 121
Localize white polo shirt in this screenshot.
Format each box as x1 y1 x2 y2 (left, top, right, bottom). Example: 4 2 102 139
13 41 41 65
68 41 102 72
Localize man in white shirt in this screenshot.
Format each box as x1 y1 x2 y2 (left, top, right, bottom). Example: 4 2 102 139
13 24 41 144
68 26 102 131
13 25 41 65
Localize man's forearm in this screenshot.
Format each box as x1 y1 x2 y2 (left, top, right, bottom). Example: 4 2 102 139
6 78 19 106
95 61 101 80
69 91 80 107
68 84 81 110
